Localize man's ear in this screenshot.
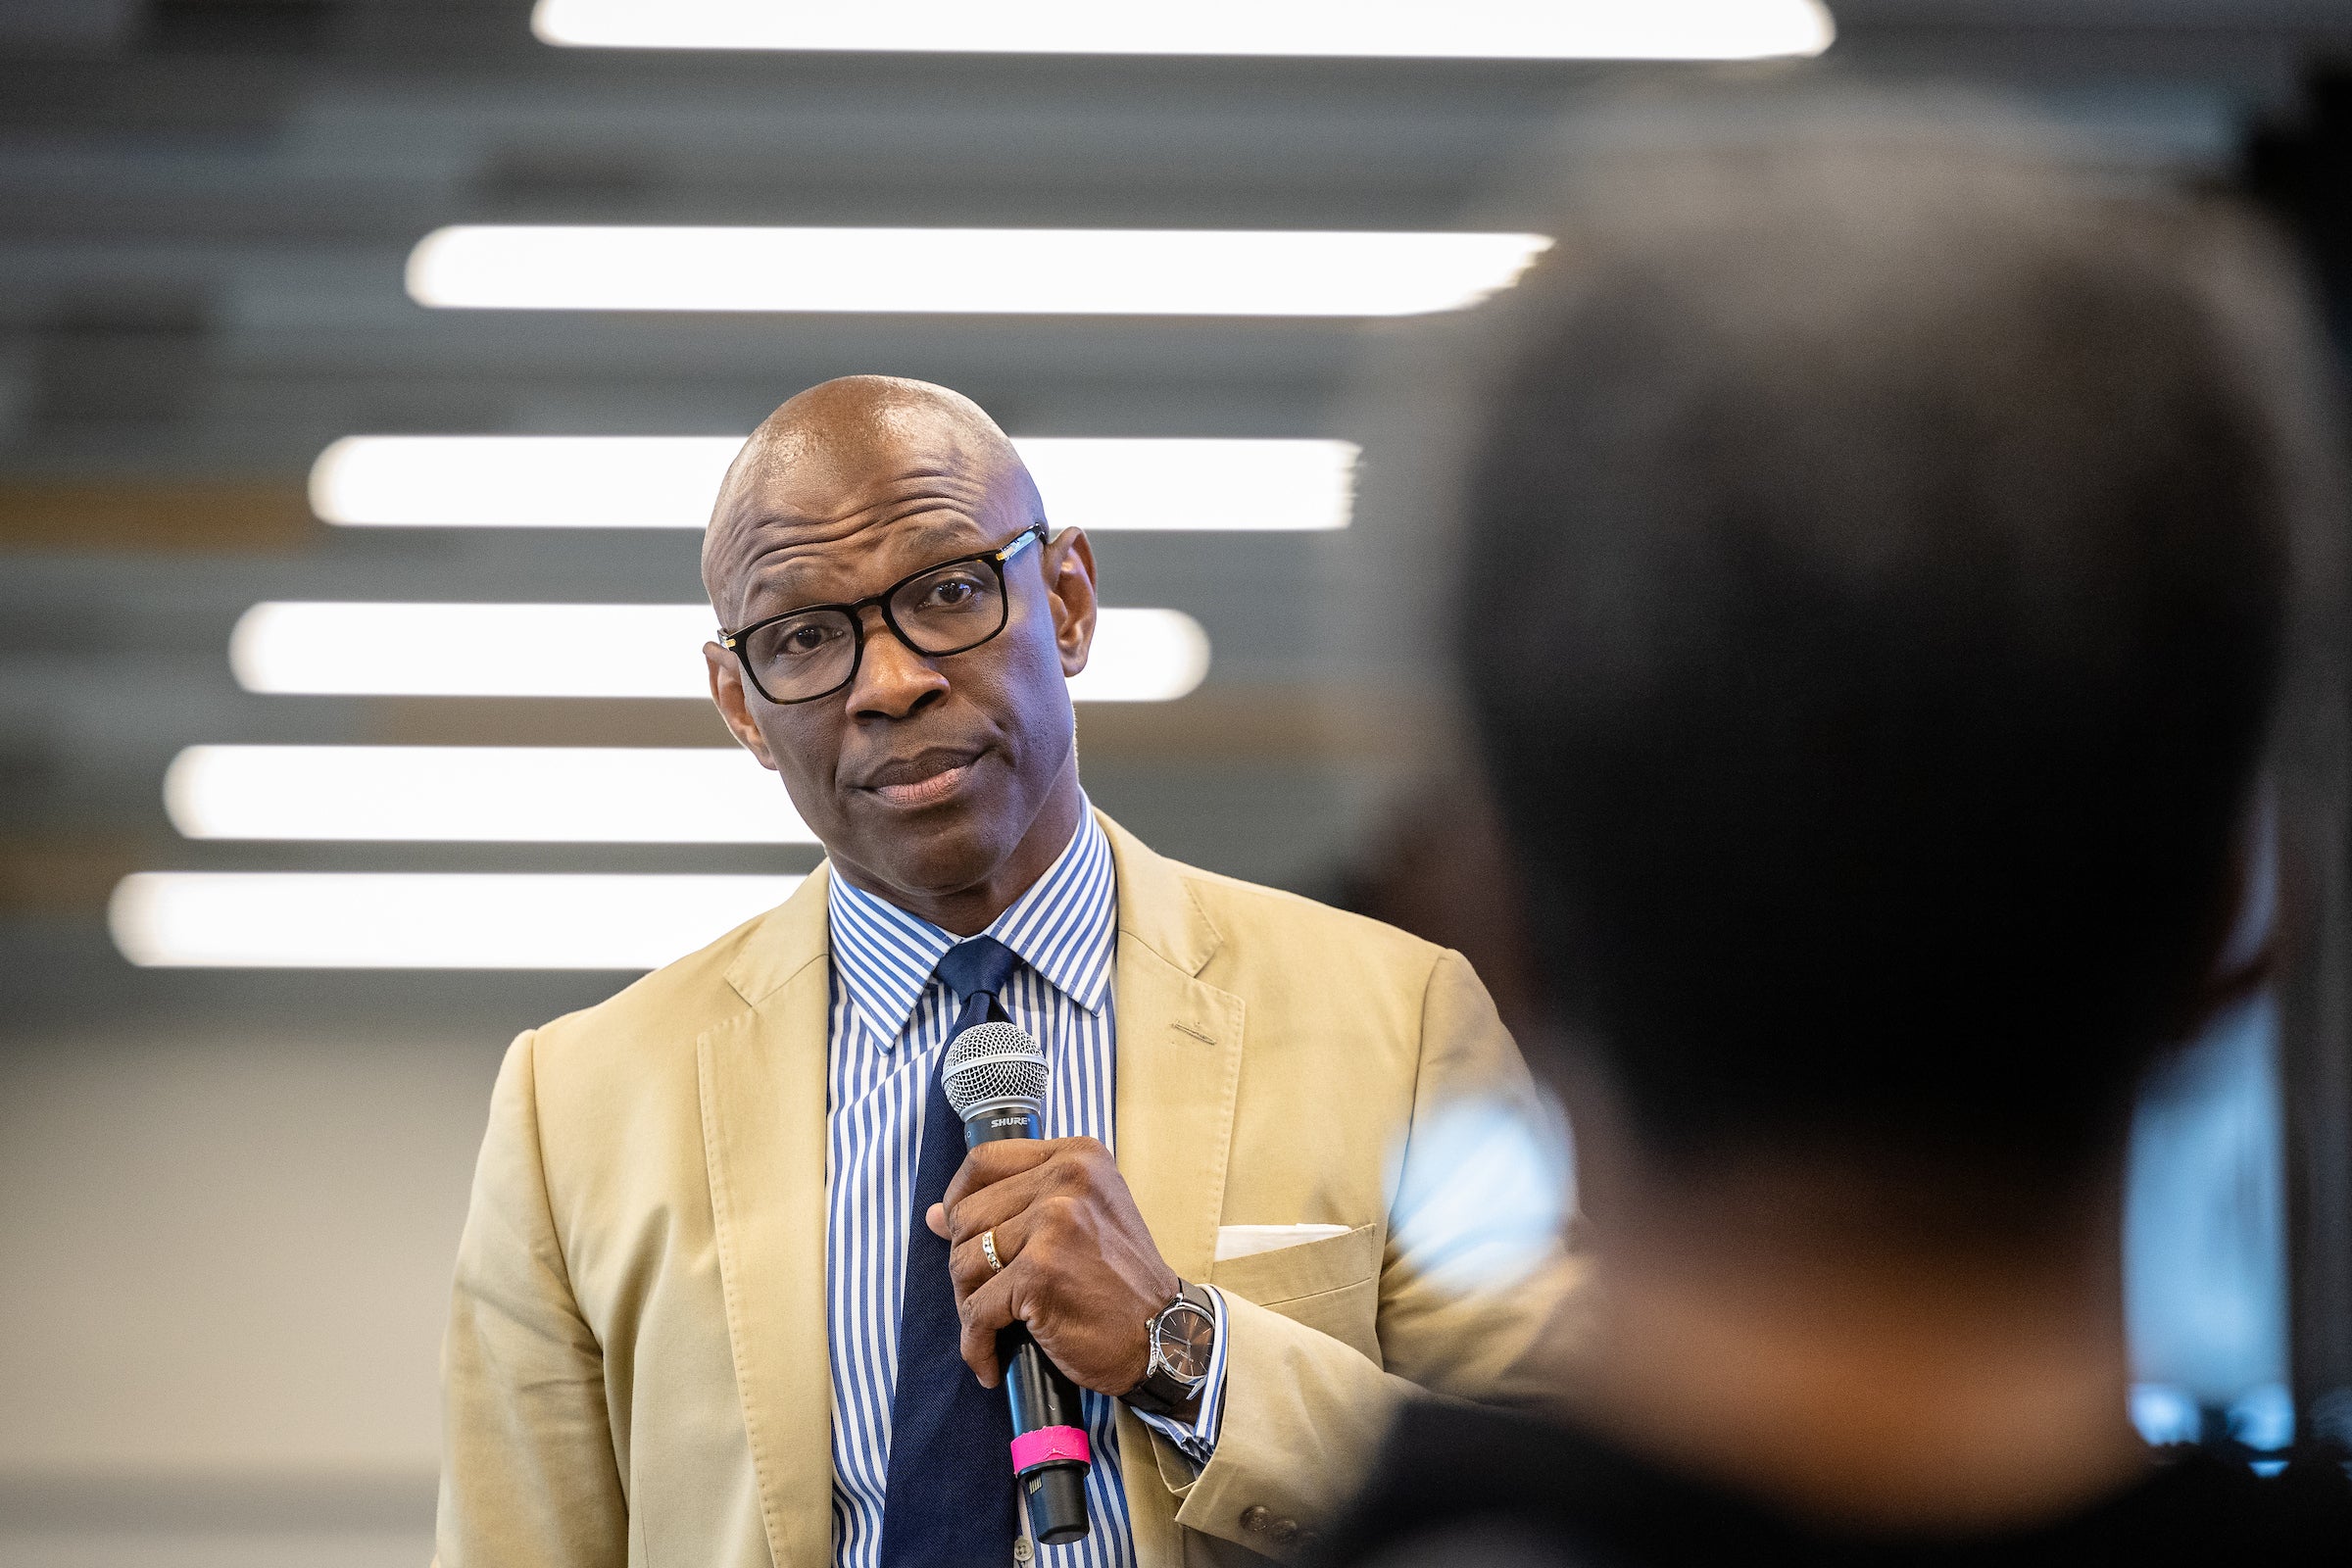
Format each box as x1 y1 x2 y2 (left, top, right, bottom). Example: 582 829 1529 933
1042 526 1100 679
706 642 781 771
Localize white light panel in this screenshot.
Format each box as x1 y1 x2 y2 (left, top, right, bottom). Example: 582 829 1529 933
310 435 1357 532
1074 609 1210 703
229 602 1208 702
532 0 1834 61
406 226 1551 317
167 746 816 844
111 871 803 968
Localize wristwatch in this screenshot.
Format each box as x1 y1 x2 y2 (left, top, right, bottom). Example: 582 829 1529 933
1121 1282 1216 1417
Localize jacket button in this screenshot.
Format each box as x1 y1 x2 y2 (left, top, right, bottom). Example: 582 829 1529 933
1240 1505 1272 1534
1270 1518 1300 1548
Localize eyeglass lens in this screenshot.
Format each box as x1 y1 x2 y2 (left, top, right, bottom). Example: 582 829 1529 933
742 556 1010 702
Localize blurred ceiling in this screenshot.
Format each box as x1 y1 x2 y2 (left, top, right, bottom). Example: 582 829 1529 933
3 0 2349 1026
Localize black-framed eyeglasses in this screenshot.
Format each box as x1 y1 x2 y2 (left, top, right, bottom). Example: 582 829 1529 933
717 523 1047 706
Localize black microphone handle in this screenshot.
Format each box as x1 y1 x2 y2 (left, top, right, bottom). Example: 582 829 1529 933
965 1106 1091 1547
999 1326 1090 1545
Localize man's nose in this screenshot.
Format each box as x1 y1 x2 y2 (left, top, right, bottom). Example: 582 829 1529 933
846 607 950 718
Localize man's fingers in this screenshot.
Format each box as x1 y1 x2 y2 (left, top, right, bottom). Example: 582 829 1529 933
948 1209 1031 1301
941 1163 1054 1248
939 1137 1062 1216
926 1201 948 1239
957 1262 1026 1387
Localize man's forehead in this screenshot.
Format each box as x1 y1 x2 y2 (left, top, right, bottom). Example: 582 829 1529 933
727 447 994 526
724 388 1019 527
707 480 1028 627
739 507 987 578
738 409 984 492
703 378 1034 609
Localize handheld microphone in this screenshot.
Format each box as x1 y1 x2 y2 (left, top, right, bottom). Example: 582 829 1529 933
943 1021 1092 1547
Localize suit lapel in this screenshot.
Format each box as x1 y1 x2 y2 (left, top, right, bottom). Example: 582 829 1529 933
1100 813 1245 1287
701 866 834 1568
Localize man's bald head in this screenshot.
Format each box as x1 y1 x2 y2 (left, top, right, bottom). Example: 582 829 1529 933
702 375 1043 617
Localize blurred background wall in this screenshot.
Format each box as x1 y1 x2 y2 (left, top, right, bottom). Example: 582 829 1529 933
4 4 2351 1564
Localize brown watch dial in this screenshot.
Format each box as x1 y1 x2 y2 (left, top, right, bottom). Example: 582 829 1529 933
1153 1296 1214 1384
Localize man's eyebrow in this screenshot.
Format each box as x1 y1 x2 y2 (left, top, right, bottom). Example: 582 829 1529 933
895 516 991 556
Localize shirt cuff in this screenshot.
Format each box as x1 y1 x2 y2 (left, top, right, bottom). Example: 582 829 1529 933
1130 1285 1228 1468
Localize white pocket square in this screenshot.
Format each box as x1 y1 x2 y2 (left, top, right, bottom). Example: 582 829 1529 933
1213 1223 1351 1262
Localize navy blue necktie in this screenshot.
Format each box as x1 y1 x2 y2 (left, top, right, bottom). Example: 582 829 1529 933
878 936 1024 1568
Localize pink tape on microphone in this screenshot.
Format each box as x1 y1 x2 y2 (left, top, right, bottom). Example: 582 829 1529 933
1008 1425 1090 1474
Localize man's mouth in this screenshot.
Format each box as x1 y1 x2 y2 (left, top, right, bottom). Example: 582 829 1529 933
859 752 981 808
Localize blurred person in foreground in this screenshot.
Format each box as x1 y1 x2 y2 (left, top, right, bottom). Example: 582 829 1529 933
435 374 1573 1568
1324 125 2352 1566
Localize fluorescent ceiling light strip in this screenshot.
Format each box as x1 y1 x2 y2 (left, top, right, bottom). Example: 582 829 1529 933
229 603 1208 702
167 746 815 844
405 227 1551 317
532 0 1835 61
111 872 803 969
311 436 1358 532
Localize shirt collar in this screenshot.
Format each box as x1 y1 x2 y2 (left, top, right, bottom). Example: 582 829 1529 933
827 807 1118 1046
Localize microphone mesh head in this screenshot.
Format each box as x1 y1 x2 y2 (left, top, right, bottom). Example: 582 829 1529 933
942 1020 1049 1120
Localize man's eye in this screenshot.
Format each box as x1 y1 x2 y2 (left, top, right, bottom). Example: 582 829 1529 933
778 622 839 658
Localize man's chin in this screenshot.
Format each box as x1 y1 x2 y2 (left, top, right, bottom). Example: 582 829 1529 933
835 804 1018 903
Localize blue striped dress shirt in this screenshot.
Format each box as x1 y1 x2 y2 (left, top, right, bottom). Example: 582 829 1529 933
824 807 1229 1568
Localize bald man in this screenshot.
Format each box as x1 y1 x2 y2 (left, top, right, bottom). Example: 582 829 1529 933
435 377 1572 1568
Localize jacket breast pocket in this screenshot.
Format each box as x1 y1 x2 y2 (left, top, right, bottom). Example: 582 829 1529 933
1206 1222 1383 1364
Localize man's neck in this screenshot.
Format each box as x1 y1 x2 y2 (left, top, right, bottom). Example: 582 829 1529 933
1554 1158 2145 1535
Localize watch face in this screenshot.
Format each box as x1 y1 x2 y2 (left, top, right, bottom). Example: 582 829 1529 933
1155 1299 1214 1384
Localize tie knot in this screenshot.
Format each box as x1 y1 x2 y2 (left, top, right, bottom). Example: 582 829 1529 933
934 935 1019 1010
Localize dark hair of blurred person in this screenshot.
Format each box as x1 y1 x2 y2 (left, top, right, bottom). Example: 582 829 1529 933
1322 116 2352 1567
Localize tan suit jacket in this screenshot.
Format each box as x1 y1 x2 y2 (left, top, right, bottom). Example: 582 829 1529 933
438 812 1572 1568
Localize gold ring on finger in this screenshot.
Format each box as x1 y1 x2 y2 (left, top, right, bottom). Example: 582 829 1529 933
980 1228 1004 1274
